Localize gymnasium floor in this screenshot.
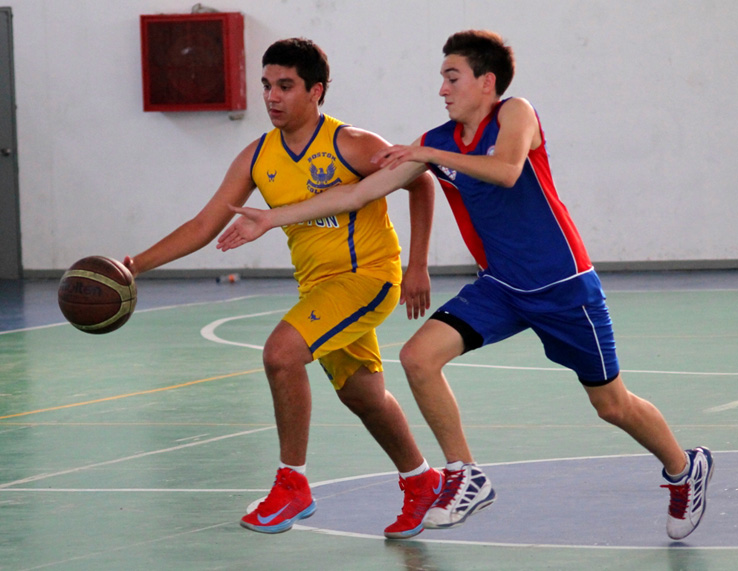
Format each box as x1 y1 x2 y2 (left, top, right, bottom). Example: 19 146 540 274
1 271 737 570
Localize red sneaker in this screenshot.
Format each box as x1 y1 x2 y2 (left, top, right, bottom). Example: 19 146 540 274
240 468 316 533
384 468 444 539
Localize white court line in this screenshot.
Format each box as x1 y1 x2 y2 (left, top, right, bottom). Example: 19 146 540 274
0 426 275 489
0 294 275 335
384 358 738 377
618 368 738 376
292 523 738 550
174 433 211 442
135 294 265 313
0 321 68 334
199 309 288 349
706 400 738 412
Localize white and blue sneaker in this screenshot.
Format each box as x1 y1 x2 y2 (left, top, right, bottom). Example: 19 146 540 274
422 463 496 529
661 447 714 540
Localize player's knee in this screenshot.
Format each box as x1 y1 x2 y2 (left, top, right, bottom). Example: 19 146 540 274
586 375 634 427
399 342 433 380
262 339 282 371
591 395 630 427
262 337 305 375
594 402 621 425
399 343 419 375
262 321 312 375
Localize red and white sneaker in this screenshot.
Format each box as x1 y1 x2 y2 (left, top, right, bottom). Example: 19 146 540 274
240 468 316 534
661 447 714 540
384 468 444 539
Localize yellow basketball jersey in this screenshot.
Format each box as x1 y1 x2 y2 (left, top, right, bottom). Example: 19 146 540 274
252 114 402 292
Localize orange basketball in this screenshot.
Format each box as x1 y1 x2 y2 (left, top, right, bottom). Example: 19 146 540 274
58 256 137 334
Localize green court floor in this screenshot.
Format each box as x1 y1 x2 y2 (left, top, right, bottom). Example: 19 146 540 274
1 272 736 570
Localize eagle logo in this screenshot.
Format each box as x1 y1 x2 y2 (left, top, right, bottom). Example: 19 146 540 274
309 161 336 186
307 153 341 194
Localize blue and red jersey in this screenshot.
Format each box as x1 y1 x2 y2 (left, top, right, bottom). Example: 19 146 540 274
422 98 593 293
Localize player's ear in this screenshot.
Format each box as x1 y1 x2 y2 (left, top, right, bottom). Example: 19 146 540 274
482 72 497 95
310 82 325 104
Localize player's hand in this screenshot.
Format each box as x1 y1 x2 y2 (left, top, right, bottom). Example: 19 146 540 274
217 205 272 252
400 263 431 320
371 145 431 170
123 255 139 278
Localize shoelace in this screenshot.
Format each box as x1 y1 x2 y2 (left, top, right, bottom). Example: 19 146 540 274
257 469 295 512
434 469 464 509
661 482 690 519
397 478 420 517
401 477 439 518
273 468 292 488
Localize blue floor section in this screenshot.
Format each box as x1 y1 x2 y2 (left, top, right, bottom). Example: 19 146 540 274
301 452 735 548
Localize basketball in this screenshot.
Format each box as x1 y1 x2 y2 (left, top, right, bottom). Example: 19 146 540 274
58 256 137 334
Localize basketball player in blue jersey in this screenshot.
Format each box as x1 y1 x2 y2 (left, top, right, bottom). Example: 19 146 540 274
123 38 443 539
218 30 714 540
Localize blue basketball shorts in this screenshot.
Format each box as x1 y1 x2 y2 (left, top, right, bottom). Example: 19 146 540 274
431 273 620 386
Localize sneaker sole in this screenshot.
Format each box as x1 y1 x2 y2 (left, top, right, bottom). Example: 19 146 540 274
240 501 316 534
423 488 497 530
384 523 424 540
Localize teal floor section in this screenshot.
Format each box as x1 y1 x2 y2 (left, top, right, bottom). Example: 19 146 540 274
1 272 737 570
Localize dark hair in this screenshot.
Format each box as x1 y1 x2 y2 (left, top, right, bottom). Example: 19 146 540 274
262 38 330 105
443 30 515 96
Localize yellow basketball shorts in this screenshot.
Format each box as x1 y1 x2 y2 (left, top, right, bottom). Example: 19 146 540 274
283 272 400 390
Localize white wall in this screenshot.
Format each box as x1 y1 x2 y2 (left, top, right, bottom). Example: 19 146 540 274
10 0 738 272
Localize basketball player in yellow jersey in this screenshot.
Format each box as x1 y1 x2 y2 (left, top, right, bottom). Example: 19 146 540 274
124 38 441 539
253 113 402 294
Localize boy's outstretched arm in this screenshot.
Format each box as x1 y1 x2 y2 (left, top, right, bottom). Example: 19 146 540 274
216 153 429 252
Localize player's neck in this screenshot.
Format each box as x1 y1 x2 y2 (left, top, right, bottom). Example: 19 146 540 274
459 99 499 144
280 110 322 155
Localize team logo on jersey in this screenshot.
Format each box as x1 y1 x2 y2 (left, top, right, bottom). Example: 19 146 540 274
438 165 457 181
307 152 342 194
267 170 277 182
486 145 495 156
308 310 321 322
